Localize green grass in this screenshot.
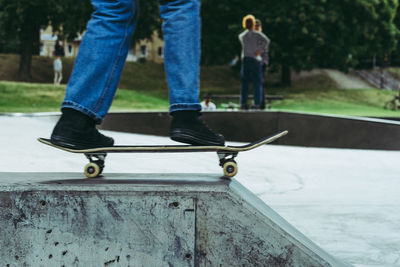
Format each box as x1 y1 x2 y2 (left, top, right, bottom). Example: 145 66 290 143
0 81 168 113
272 93 398 117
1 53 400 117
111 87 168 111
267 74 399 117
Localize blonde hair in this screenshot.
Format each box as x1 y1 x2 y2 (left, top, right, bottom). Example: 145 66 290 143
242 14 256 30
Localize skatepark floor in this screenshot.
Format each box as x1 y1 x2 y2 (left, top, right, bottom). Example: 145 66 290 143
1 114 399 267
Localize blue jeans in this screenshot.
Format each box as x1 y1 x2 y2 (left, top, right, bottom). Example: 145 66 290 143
62 0 202 123
240 57 262 107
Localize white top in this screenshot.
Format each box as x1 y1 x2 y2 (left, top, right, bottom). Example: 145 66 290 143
53 58 62 72
200 101 217 111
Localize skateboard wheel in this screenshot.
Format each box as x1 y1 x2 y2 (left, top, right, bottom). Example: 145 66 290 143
84 162 101 178
222 160 238 178
93 160 104 175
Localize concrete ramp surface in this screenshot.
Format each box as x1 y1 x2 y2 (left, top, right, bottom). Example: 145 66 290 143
0 173 347 266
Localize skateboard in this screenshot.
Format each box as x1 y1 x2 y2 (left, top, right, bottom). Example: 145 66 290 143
38 130 288 179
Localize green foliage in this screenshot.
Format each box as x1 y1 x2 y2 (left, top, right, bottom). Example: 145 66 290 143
314 0 399 69
52 0 93 41
1 0 399 82
201 0 245 65
0 0 160 48
201 0 399 74
0 0 93 79
132 0 162 43
0 0 160 79
0 0 88 40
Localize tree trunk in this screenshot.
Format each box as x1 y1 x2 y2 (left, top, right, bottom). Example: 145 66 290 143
281 65 291 86
33 29 40 55
18 23 38 81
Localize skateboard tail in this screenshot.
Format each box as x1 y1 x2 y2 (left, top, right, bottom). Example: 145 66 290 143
225 130 288 151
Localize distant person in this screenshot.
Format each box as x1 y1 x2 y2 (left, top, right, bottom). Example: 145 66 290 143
238 15 270 110
254 19 270 109
53 56 63 85
200 94 217 111
54 40 65 57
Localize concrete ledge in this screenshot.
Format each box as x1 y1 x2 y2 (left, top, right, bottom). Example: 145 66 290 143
101 111 400 150
4 112 400 149
0 173 347 266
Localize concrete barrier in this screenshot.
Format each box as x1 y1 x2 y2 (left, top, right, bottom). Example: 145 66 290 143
101 111 400 150
0 173 348 266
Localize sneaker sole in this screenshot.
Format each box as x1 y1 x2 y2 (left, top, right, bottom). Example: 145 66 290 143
51 135 114 150
170 129 224 146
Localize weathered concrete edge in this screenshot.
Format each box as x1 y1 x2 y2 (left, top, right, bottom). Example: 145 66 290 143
0 172 231 193
229 180 350 267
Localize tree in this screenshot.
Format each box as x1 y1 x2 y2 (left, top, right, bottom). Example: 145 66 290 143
259 0 326 85
0 0 92 80
201 0 399 85
201 0 245 65
0 0 160 81
388 0 400 65
133 0 161 44
314 0 399 70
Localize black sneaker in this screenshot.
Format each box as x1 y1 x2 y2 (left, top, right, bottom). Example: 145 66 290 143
250 105 261 110
239 104 249 110
50 108 114 149
170 111 225 146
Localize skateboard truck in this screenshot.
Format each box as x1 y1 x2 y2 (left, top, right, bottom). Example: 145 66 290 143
82 151 239 179
218 151 238 178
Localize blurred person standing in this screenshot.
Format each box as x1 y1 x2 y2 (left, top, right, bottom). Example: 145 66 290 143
238 15 270 110
53 56 63 85
254 19 270 109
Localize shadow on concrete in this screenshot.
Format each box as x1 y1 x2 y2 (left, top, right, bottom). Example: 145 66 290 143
38 173 230 186
0 172 227 186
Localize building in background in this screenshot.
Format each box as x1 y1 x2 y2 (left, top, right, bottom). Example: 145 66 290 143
40 26 164 63
127 31 164 63
40 26 82 58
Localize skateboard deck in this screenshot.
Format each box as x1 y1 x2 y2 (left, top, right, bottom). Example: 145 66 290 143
38 130 288 178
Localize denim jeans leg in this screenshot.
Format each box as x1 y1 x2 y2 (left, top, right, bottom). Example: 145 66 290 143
62 0 138 123
159 0 202 113
240 59 250 106
253 61 262 106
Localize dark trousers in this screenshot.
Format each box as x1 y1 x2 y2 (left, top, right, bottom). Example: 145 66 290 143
260 64 266 109
240 57 262 107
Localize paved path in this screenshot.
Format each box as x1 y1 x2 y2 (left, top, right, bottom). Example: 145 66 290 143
292 69 374 89
1 114 399 266
322 69 374 89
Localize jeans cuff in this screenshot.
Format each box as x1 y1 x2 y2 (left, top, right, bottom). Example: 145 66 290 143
62 101 103 124
169 103 201 113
